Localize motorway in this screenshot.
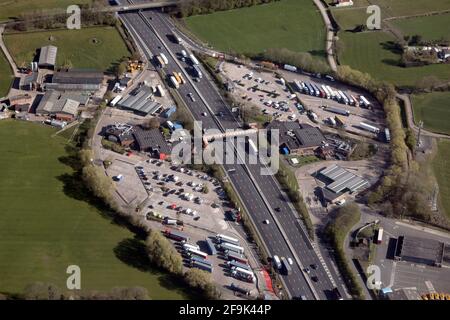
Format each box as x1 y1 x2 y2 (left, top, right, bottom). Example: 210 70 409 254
118 4 345 300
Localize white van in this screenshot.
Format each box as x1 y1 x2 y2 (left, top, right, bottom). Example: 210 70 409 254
272 255 282 269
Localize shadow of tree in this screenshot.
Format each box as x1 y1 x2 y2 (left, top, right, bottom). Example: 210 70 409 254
308 49 327 58
380 41 403 54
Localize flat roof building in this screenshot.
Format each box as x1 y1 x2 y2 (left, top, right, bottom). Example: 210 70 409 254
46 69 104 92
394 236 445 267
133 126 170 159
266 121 326 156
38 45 58 69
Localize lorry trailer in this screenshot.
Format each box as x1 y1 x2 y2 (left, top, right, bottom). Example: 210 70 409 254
225 252 248 264
192 260 213 273
169 75 179 89
159 53 169 65
359 122 380 133
281 257 292 275
227 260 251 271
216 234 240 246
193 65 202 78
189 54 199 66
205 238 217 255
163 229 189 242
324 106 350 116
220 242 244 254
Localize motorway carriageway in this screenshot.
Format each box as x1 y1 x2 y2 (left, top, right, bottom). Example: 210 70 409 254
119 8 343 300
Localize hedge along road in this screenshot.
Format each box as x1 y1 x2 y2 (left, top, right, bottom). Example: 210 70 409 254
0 120 191 299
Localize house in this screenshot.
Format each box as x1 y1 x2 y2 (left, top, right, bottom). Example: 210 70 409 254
35 90 81 121
46 69 104 92
266 120 326 156
104 123 135 147
8 94 33 107
38 45 58 69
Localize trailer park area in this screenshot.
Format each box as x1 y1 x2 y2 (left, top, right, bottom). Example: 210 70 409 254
221 62 387 141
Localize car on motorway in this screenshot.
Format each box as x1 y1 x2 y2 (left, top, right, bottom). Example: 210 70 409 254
304 267 310 274
311 264 318 270
187 92 195 102
311 276 319 282
288 258 293 265
263 219 269 224
275 207 281 212
201 112 207 116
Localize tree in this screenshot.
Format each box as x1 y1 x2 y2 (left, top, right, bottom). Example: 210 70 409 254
24 282 63 300
184 268 221 299
146 229 183 275
115 60 128 78
142 117 160 130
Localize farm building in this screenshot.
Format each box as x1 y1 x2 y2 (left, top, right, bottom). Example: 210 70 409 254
14 104 31 113
266 121 326 156
117 86 162 116
317 164 370 203
133 126 171 159
21 72 39 91
38 45 58 69
46 69 104 92
8 94 33 107
35 90 83 121
394 236 445 267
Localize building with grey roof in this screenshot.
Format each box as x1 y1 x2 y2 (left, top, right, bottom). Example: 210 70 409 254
133 127 171 158
266 120 326 156
394 236 445 267
38 45 58 69
35 90 81 121
117 86 163 116
46 69 104 92
318 164 370 203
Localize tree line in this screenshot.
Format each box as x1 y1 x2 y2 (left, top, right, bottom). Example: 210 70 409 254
335 65 433 223
325 203 364 299
175 0 281 18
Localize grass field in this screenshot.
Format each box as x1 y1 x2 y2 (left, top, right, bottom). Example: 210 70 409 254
338 31 450 86
0 50 13 98
4 26 130 71
412 92 450 135
184 0 326 58
432 140 450 218
392 13 450 42
0 0 91 21
330 0 450 17
0 120 188 298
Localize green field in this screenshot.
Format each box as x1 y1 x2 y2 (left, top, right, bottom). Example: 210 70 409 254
432 140 450 218
338 31 450 86
330 0 450 17
0 0 91 21
412 92 450 135
0 120 188 298
184 0 326 57
0 50 13 97
4 26 130 71
392 13 450 42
